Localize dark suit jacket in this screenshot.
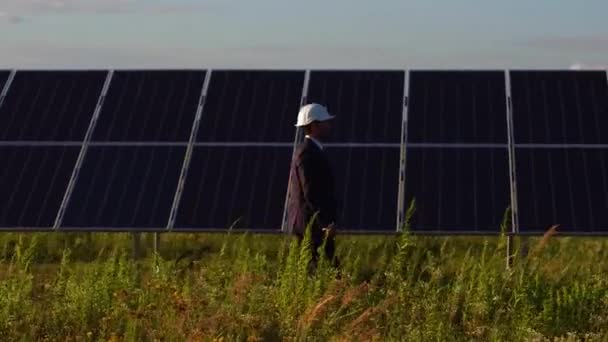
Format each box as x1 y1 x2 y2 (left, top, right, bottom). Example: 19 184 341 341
287 138 337 236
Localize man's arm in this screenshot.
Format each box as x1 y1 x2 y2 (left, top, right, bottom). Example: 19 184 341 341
295 151 336 228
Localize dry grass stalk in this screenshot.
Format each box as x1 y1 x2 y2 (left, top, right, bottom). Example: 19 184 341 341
337 328 381 342
340 282 369 308
231 273 260 305
530 225 559 258
324 278 348 296
299 295 338 330
186 329 205 342
345 295 398 338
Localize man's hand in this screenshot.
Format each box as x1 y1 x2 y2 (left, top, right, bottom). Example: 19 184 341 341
322 223 337 239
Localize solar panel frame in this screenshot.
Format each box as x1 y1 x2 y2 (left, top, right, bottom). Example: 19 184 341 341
166 71 212 230
505 70 520 236
53 71 114 229
281 70 311 232
397 71 410 231
0 70 15 109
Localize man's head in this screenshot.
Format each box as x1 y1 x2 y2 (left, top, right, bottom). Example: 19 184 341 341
295 103 335 140
304 120 332 139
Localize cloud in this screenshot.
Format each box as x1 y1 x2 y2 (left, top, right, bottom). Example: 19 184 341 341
0 11 25 24
569 63 608 70
0 42 415 69
521 35 608 52
0 0 217 15
1 42 586 69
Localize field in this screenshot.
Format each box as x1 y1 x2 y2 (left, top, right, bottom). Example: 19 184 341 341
1 226 608 341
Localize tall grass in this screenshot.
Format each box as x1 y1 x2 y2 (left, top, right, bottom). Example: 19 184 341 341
0 228 607 341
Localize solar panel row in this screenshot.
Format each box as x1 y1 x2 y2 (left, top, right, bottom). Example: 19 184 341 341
0 69 607 234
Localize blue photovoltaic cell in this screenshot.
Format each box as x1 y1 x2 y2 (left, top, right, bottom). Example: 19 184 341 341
408 71 508 143
62 146 185 229
196 71 305 142
175 146 291 230
307 71 404 143
326 147 400 231
92 71 206 142
0 71 107 141
516 148 608 233
510 71 608 144
405 148 510 232
0 146 79 229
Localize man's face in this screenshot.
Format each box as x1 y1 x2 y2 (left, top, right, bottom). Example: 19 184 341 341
319 120 333 138
312 120 332 139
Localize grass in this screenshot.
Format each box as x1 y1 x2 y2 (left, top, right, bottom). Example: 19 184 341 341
0 228 607 341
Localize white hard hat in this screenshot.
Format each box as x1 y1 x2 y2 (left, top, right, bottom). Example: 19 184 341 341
295 103 335 127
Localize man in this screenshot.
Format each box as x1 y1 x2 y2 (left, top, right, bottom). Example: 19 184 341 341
287 103 338 266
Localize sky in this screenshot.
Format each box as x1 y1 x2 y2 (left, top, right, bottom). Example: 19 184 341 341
0 0 607 69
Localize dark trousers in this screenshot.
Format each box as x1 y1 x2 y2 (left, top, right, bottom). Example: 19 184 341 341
295 230 338 268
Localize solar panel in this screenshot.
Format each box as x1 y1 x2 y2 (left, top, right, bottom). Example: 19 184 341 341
175 146 291 230
408 71 508 143
307 71 404 143
92 71 206 142
196 71 305 142
62 146 185 230
327 146 400 231
404 71 510 233
510 71 608 144
516 148 608 233
404 148 510 232
0 146 79 229
510 71 608 234
0 71 107 141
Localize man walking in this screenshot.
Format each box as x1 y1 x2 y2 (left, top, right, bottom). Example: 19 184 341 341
287 103 338 266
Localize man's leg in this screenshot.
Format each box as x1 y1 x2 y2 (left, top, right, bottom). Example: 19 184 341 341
294 231 320 266
324 236 339 268
310 229 323 268
294 228 337 269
